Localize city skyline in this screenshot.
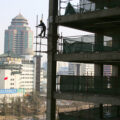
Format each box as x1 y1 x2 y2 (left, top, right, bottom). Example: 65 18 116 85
0 0 48 57
0 0 90 63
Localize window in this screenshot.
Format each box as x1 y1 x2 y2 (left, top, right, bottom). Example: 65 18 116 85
11 79 14 81
10 83 14 85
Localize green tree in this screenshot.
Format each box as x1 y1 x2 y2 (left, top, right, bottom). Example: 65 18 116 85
1 96 9 116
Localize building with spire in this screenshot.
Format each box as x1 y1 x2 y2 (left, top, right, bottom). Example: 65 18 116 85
1 14 37 96
4 13 33 56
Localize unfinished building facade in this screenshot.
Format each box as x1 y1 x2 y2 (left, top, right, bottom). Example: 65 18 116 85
47 0 120 120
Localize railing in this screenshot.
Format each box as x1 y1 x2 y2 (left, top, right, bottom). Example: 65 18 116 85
59 0 120 16
56 75 120 95
57 35 116 54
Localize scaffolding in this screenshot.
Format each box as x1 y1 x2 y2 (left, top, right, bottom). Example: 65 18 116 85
34 15 48 93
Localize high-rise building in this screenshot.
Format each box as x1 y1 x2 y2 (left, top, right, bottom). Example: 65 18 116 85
68 63 94 76
69 63 111 76
104 65 112 76
20 57 35 93
57 62 68 75
40 68 47 94
4 13 33 55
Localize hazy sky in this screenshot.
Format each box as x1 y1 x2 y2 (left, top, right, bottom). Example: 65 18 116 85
0 0 90 63
0 0 48 54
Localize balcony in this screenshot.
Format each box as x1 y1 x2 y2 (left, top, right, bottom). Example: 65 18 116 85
56 75 120 96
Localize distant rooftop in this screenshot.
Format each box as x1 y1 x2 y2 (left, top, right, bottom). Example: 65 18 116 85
11 13 28 25
0 52 22 58
14 13 27 20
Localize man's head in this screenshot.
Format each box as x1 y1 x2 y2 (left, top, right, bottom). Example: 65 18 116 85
40 20 42 23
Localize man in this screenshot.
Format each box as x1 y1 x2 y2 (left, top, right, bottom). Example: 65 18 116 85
36 20 46 37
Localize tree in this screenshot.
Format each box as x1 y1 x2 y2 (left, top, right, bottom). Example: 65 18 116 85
1 96 9 116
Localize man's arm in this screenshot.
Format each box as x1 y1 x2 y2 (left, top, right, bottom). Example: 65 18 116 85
36 23 42 27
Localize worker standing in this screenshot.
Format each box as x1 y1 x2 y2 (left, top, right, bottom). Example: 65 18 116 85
36 20 46 37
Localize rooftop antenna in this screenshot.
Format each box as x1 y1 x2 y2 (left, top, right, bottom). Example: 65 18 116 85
41 14 43 21
19 10 21 15
36 15 38 55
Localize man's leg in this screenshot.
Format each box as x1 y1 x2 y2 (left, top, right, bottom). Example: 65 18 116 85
43 30 46 37
39 30 44 37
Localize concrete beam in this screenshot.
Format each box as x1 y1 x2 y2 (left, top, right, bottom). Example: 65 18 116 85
54 93 120 105
95 33 104 51
55 52 120 63
94 64 103 76
56 8 120 24
56 8 120 33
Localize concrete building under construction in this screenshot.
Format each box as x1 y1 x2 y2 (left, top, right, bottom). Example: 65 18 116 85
46 0 120 120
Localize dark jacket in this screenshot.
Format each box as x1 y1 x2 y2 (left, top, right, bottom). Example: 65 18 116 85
38 22 46 30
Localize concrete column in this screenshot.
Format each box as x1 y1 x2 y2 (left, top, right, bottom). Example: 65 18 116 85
94 64 103 76
112 65 119 76
117 106 120 117
76 64 80 76
47 0 58 120
94 64 103 90
95 0 104 10
112 34 120 51
35 56 41 93
95 33 104 51
112 65 120 94
99 104 103 119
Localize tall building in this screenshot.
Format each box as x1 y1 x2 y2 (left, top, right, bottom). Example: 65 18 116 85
57 62 68 75
40 68 47 94
68 63 94 76
0 53 35 96
4 13 33 55
20 56 35 93
69 63 111 76
104 65 112 76
47 0 120 120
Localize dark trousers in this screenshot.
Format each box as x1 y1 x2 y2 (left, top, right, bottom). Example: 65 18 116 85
40 29 46 37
